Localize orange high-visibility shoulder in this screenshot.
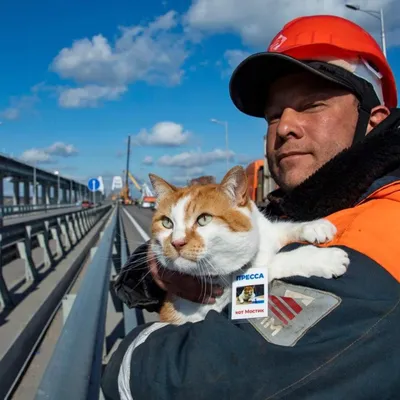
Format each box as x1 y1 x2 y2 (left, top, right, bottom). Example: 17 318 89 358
323 181 400 282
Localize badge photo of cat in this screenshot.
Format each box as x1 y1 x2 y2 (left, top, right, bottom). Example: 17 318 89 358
238 286 256 304
148 166 350 325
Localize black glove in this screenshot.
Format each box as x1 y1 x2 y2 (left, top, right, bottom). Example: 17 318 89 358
113 242 166 313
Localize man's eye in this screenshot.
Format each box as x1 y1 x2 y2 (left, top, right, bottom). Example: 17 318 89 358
304 102 324 110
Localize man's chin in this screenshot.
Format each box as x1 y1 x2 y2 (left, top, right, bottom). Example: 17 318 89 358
275 168 315 192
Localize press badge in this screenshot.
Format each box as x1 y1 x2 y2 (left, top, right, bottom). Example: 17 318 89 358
230 267 268 320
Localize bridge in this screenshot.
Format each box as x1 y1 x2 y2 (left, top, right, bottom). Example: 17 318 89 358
0 154 155 399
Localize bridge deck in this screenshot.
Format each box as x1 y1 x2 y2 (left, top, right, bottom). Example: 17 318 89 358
0 204 157 399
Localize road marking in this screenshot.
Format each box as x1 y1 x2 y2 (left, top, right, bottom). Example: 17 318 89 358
123 209 150 242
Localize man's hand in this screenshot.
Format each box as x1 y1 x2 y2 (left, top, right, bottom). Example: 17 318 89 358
147 248 224 304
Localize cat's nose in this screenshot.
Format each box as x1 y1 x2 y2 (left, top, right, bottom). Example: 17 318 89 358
171 238 187 249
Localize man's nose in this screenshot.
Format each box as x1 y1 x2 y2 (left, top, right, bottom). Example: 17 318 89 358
276 107 303 140
171 238 187 249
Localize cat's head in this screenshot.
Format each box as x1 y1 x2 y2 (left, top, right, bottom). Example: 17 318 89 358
242 286 254 297
149 166 259 277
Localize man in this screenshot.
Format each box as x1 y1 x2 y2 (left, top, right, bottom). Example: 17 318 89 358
102 15 400 399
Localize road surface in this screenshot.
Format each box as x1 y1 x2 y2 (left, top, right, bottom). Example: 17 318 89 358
120 205 158 325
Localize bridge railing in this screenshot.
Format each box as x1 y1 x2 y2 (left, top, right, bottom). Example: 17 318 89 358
0 202 81 219
0 204 111 309
35 205 142 400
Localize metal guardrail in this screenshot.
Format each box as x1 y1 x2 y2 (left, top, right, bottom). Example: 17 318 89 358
0 205 111 309
0 203 78 218
0 203 114 400
119 211 145 335
35 205 142 400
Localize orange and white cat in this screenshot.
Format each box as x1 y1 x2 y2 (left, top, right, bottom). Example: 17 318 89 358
238 286 256 303
149 166 349 325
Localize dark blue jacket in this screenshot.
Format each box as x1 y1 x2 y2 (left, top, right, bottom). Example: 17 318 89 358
101 112 400 400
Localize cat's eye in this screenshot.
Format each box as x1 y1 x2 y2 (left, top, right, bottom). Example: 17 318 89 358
197 213 213 226
161 217 173 229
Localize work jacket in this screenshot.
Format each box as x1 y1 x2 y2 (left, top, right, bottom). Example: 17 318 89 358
102 110 400 400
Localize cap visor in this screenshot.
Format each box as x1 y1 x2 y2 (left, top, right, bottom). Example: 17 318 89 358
229 52 346 118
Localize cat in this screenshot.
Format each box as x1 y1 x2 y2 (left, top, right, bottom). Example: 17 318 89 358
149 165 349 325
238 286 256 304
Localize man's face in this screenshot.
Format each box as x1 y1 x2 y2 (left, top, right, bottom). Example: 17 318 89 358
265 71 359 192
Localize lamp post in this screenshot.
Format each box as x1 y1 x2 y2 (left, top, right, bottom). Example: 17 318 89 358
54 170 60 205
210 118 230 171
346 3 386 57
33 162 37 206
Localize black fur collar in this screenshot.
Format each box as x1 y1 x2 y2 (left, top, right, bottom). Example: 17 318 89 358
265 123 400 221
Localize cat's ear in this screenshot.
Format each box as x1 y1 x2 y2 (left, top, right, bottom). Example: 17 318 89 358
149 173 177 200
220 166 248 206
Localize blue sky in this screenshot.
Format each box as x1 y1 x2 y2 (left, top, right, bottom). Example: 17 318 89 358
1 0 400 197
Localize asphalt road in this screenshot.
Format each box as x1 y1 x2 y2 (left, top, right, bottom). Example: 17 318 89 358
121 205 153 252
121 205 159 324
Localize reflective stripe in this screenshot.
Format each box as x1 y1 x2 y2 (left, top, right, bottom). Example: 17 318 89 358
118 322 170 400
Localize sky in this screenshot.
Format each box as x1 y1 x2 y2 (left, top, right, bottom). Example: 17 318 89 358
1 0 400 197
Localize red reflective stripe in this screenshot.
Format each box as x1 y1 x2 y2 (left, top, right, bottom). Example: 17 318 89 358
270 295 295 320
281 296 303 313
268 303 288 325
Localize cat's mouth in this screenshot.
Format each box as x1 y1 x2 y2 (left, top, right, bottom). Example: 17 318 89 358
166 256 219 277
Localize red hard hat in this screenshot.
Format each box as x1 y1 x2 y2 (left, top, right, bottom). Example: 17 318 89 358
230 15 397 117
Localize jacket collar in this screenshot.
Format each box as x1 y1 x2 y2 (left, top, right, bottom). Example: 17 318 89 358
265 110 400 221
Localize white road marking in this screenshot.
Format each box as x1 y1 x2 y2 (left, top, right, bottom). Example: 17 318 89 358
123 208 150 242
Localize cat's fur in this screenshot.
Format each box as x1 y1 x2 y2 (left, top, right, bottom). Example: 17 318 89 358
149 166 349 325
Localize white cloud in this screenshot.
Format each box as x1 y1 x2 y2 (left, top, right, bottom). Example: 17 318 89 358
185 0 396 48
158 148 234 168
0 92 39 120
1 107 20 120
20 149 53 164
20 142 78 164
46 142 78 157
58 85 127 108
132 121 191 147
224 49 251 71
142 155 154 165
51 11 189 107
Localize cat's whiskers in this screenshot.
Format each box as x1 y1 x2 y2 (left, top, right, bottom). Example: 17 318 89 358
198 259 208 304
203 256 230 287
200 258 214 304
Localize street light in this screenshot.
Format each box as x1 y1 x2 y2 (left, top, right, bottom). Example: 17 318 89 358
346 3 386 57
33 162 37 206
210 118 230 171
54 170 60 205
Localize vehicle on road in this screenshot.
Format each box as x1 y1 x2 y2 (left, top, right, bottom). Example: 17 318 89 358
81 200 93 209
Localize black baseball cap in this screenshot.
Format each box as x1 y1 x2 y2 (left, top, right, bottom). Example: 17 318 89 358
229 52 381 119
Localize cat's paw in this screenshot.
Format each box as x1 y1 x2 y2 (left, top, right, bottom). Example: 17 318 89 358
298 219 337 244
301 247 350 279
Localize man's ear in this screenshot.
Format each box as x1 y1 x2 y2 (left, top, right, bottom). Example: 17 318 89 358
367 105 390 134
